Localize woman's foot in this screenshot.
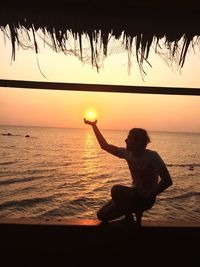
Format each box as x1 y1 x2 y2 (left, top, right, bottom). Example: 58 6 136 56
110 215 136 228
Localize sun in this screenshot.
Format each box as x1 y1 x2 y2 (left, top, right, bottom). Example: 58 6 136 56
84 108 98 121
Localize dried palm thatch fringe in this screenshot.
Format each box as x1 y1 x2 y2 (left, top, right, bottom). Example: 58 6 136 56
0 3 200 75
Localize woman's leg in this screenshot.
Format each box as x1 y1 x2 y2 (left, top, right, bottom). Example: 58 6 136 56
97 199 124 222
111 184 136 217
110 184 156 225
135 211 143 226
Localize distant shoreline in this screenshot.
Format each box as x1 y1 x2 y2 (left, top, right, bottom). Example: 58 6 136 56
0 124 200 135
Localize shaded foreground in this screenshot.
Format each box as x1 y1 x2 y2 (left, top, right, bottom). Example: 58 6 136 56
0 218 199 265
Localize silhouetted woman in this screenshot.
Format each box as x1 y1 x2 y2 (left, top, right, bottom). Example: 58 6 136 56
84 119 173 226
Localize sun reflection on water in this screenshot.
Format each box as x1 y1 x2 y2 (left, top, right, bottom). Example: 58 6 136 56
83 133 97 174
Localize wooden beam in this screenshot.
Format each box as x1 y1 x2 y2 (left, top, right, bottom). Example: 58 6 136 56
0 79 200 95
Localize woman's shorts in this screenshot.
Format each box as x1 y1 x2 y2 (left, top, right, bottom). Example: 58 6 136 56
131 189 156 212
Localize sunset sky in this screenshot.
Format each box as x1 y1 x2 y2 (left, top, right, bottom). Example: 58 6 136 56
0 30 200 132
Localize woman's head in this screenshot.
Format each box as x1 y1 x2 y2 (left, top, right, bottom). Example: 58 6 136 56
125 128 150 152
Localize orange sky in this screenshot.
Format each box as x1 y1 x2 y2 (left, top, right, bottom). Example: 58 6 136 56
0 30 200 132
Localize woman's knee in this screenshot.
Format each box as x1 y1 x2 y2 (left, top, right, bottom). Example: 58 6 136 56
96 209 104 221
111 184 123 199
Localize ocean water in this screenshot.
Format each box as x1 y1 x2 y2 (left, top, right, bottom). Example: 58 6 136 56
0 125 200 222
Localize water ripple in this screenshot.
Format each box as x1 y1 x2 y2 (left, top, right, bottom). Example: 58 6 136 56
0 174 54 186
0 161 18 165
0 196 54 210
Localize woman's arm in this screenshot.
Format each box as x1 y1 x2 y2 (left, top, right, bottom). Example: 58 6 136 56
84 119 119 156
150 165 173 197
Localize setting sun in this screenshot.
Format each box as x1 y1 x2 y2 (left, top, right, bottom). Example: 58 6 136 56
84 108 98 121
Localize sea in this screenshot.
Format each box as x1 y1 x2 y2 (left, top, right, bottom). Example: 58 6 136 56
0 125 200 222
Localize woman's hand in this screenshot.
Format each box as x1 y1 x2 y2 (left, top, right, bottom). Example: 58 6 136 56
84 118 97 126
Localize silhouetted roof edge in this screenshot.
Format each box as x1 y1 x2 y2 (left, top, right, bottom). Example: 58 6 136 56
0 1 200 75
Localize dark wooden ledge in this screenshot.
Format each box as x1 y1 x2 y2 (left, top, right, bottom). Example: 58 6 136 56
0 217 200 227
0 218 199 264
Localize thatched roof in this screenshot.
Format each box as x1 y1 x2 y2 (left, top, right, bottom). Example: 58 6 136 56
1 0 200 76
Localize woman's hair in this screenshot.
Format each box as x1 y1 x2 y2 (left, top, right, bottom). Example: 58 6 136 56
129 128 151 149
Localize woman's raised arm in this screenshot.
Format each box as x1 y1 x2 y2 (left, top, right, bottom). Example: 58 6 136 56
84 119 119 156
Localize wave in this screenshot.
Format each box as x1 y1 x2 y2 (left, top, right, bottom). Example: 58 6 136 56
159 191 200 201
95 174 110 179
0 167 55 177
0 174 54 186
69 196 96 207
39 196 99 218
81 156 97 160
167 163 200 168
0 196 54 210
40 207 77 217
0 161 18 166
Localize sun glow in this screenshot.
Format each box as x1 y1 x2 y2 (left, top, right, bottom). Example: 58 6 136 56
84 108 98 121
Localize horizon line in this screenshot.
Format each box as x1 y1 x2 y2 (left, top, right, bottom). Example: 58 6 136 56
0 123 200 135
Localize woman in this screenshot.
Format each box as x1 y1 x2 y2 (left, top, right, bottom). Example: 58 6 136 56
84 118 173 226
